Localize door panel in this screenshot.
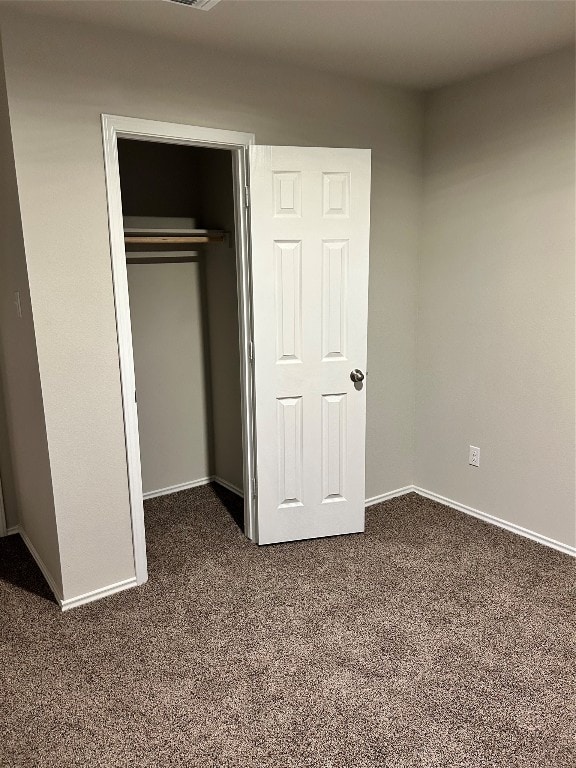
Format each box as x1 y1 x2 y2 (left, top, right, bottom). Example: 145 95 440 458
249 146 371 544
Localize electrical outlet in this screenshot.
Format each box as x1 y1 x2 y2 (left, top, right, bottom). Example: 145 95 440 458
469 445 480 467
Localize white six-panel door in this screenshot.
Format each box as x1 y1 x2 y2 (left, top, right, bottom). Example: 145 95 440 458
249 146 371 544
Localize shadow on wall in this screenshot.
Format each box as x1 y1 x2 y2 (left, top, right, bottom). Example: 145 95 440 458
0 534 58 605
0 362 17 529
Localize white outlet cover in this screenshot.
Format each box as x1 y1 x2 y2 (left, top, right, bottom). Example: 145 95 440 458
469 445 480 467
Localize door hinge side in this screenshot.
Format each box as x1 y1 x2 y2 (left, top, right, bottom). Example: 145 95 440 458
244 185 250 208
252 476 258 499
248 340 254 362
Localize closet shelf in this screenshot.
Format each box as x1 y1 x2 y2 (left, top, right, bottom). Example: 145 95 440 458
124 230 226 246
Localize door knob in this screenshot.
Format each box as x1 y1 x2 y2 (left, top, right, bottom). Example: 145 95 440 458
350 369 365 383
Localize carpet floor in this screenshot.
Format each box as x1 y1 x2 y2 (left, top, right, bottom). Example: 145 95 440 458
0 486 574 767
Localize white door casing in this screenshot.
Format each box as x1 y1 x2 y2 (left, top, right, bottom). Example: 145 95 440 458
0 471 6 537
249 146 371 544
102 115 257 585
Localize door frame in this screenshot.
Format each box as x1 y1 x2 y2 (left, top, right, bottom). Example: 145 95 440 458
101 115 257 585
0 472 6 537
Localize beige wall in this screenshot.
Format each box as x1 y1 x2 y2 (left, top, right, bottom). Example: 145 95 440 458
127 261 211 495
0 11 421 599
0 34 62 592
417 47 576 546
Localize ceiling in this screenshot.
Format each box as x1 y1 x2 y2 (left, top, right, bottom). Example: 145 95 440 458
6 0 575 89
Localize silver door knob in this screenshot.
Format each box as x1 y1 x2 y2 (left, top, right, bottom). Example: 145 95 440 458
350 369 365 383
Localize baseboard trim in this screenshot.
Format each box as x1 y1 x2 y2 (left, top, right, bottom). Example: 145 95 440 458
365 486 414 507
142 476 212 500
61 577 138 611
413 486 576 558
143 479 574 555
13 480 571 613
212 476 244 498
17 526 64 605
15 524 138 610
143 475 244 501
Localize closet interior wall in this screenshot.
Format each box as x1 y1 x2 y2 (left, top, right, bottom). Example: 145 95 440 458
118 140 243 500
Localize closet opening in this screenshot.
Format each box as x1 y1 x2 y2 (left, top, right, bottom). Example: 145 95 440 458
115 135 252 573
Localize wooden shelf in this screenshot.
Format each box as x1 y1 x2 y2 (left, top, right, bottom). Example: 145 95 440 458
126 253 201 264
124 231 226 246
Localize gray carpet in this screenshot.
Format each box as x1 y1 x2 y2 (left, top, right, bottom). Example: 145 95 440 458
0 486 574 767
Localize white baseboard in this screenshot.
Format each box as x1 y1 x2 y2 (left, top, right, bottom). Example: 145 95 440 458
58 484 573 609
62 474 241 610
61 577 138 611
365 486 414 507
412 486 576 558
142 476 212 500
12 524 138 610
145 478 574 556
365 484 575 557
212 476 244 498
5 525 19 536
10 481 572 614
143 475 244 501
16 525 64 605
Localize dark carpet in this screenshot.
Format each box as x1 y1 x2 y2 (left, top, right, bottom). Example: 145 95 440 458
0 487 574 767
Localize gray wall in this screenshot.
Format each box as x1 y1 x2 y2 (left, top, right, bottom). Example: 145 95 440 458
0 11 421 599
417 48 576 546
127 261 211 495
0 33 62 592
